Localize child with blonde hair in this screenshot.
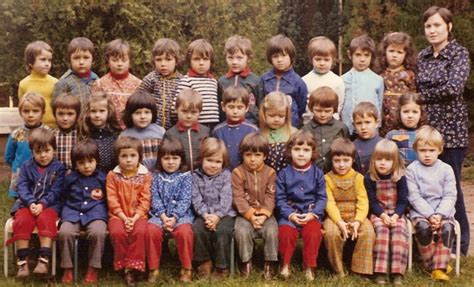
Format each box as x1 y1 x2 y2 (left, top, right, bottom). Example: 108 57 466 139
365 139 409 285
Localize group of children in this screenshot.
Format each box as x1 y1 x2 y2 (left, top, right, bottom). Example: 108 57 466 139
4 31 458 285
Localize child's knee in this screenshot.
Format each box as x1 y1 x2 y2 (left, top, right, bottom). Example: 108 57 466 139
415 221 432 246
441 222 454 247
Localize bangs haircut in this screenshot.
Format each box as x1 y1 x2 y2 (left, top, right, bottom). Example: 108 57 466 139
352 101 379 121
368 139 404 182
78 92 120 138
122 91 158 128
156 137 187 172
186 39 214 66
258 91 292 138
224 35 253 58
348 34 376 56
176 88 203 112
423 6 454 40
307 36 337 61
24 41 53 72
115 136 143 163
222 86 250 106
71 138 100 169
19 92 45 113
199 137 229 168
67 37 94 60
285 130 318 162
396 92 426 129
104 38 131 61
51 93 81 117
239 132 269 157
266 34 296 64
413 125 444 152
29 127 56 151
329 137 356 159
151 38 181 65
308 86 338 111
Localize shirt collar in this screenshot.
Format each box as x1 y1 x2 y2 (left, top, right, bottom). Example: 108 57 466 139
187 69 214 79
113 164 148 175
310 117 335 127
225 67 251 79
177 121 200 132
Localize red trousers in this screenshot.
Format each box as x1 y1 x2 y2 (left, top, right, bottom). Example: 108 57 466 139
9 207 58 245
278 220 322 268
146 223 194 270
108 218 147 272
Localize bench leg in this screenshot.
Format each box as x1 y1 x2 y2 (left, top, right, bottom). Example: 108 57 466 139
74 237 78 282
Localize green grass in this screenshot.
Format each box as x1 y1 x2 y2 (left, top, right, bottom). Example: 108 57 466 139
1 178 474 286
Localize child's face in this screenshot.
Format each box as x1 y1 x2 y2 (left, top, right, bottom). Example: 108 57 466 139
154 53 176 77
291 142 313 167
264 108 286 130
350 48 371 71
176 105 200 128
222 99 248 122
132 108 153 129
89 99 108 128
243 151 265 171
332 155 353 176
375 157 393 176
118 148 140 173
400 101 421 129
161 154 181 173
271 52 292 73
353 114 378 140
32 144 55 167
70 49 93 74
108 54 130 76
226 50 249 74
55 107 77 130
76 158 97 176
20 101 43 127
416 142 442 166
312 105 335 125
202 153 224 177
190 52 211 76
31 49 52 76
386 44 406 70
312 55 333 74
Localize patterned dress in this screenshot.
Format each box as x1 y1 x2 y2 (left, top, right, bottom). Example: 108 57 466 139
264 127 291 172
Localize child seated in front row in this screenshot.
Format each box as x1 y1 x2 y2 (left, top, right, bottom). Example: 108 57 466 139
7 128 65 278
193 138 236 281
302 86 349 172
58 139 108 284
407 126 456 281
213 86 258 169
232 133 278 280
324 137 375 278
276 130 327 281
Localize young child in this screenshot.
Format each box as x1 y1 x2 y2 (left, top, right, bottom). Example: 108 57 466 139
106 137 151 285
212 86 258 169
18 40 58 128
92 38 142 129
376 32 417 136
7 128 65 278
386 93 426 166
164 88 210 171
78 92 121 172
5 92 49 197
138 38 182 130
232 133 278 280
302 36 345 123
324 137 375 277
352 102 383 174
53 37 98 107
259 91 297 172
177 39 220 129
120 91 165 172
341 35 384 134
365 139 409 285
261 34 307 128
192 138 236 280
302 87 349 172
146 137 194 283
51 93 81 172
276 130 326 281
58 139 108 284
218 35 263 124
407 126 456 281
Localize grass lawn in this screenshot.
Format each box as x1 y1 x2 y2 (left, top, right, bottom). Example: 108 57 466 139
0 178 473 286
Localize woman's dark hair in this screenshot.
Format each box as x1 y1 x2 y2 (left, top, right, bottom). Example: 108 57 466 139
423 6 454 41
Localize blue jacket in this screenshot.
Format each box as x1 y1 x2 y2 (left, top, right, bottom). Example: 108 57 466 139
11 158 66 215
61 170 108 225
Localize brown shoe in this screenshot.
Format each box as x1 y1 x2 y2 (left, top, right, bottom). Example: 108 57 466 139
211 268 229 281
125 270 136 287
16 259 29 278
32 256 49 275
197 260 212 280
263 261 274 281
179 268 192 283
240 261 252 279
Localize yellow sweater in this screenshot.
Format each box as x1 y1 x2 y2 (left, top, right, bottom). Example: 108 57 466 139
324 168 369 223
18 71 58 128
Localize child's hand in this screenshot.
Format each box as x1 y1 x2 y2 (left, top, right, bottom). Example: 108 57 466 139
205 214 220 231
389 214 399 227
429 214 441 230
250 214 263 230
91 189 103 200
124 217 134 233
289 213 306 226
254 214 267 226
348 221 361 240
336 220 349 241
164 216 177 232
299 213 316 223
380 213 391 226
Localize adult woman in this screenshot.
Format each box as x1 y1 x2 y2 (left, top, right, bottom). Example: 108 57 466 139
416 6 471 256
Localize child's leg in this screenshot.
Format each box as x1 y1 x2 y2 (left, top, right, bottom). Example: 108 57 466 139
192 218 213 265
108 218 128 271
351 218 375 275
301 220 322 268
145 223 164 270
389 217 409 275
414 218 435 270
260 216 279 262
213 216 235 270
432 220 454 271
12 208 37 261
234 216 257 263
37 208 59 259
125 218 147 272
172 224 194 270
58 221 80 269
278 224 299 266
85 220 107 269
323 219 345 274
371 216 390 274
